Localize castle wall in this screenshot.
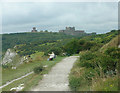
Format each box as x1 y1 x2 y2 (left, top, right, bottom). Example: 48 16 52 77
59 27 85 36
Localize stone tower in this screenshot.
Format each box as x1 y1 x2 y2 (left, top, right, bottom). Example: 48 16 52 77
31 27 37 32
59 27 85 36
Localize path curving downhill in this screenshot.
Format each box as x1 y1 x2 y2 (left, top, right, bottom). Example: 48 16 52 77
32 56 79 91
0 71 33 89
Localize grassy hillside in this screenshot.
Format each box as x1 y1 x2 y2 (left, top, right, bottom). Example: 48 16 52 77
2 30 118 56
82 30 118 44
2 32 89 56
2 56 65 91
2 32 74 53
100 35 119 52
68 30 119 91
1 30 119 91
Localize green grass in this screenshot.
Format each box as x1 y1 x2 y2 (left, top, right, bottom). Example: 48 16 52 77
100 35 119 53
92 76 118 91
68 58 91 91
69 59 118 91
2 55 64 84
73 54 80 56
2 60 43 85
2 56 65 91
69 51 119 91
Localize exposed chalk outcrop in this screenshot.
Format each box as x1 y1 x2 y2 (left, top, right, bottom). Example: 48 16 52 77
1 49 29 67
2 49 17 65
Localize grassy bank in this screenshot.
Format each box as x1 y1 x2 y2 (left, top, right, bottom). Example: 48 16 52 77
69 51 119 91
69 35 119 91
2 56 65 91
91 75 118 91
69 53 118 91
2 56 46 85
69 58 91 91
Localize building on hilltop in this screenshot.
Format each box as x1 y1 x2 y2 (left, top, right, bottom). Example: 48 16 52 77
59 27 85 36
31 27 37 32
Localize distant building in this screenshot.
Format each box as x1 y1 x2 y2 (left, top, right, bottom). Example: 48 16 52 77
59 27 85 36
91 32 96 35
31 27 37 32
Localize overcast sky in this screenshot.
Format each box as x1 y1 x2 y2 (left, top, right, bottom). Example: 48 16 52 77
1 2 118 34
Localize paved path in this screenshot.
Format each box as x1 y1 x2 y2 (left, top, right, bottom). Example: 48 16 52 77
32 56 79 91
0 72 33 89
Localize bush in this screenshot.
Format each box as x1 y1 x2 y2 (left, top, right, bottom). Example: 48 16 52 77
2 64 9 68
98 55 117 73
105 47 120 59
79 50 118 74
69 76 84 91
79 51 97 69
46 47 62 55
33 66 44 74
64 39 79 55
69 68 96 91
84 68 96 85
31 52 44 61
92 76 118 91
64 39 97 55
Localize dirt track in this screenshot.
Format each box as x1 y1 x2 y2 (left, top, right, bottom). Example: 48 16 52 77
32 56 79 91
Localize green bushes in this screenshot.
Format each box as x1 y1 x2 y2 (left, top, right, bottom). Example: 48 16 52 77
68 31 118 91
79 51 98 69
33 66 44 74
99 55 116 73
69 46 119 91
79 50 118 75
69 76 84 91
105 47 120 59
69 67 96 91
2 64 9 68
64 39 97 55
45 47 63 55
92 76 118 91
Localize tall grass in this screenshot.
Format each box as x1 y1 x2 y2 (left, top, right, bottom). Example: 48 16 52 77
2 56 65 91
69 49 119 91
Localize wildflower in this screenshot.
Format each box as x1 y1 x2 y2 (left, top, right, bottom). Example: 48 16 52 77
110 85 113 87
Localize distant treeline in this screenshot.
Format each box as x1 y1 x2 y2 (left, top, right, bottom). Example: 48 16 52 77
2 30 118 57
2 32 86 56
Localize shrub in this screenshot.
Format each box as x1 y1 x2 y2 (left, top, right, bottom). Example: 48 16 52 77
92 76 118 91
105 47 120 59
31 52 44 61
84 68 96 85
69 76 84 91
33 66 44 74
79 51 97 69
99 55 117 73
64 39 79 55
69 68 95 91
46 47 62 55
79 50 117 74
64 39 98 55
2 64 9 68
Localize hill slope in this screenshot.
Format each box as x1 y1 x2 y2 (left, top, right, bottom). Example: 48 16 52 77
100 35 119 52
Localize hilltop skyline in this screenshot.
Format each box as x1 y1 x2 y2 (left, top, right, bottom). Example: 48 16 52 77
1 2 118 34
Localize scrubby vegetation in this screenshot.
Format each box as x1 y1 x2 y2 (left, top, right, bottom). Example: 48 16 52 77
63 39 98 55
33 66 44 74
69 31 119 91
2 32 78 56
1 29 119 91
2 56 65 91
2 31 98 57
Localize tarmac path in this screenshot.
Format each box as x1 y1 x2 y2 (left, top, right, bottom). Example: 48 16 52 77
32 56 79 91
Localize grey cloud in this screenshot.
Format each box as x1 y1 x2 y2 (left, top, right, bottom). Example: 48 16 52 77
2 2 118 34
